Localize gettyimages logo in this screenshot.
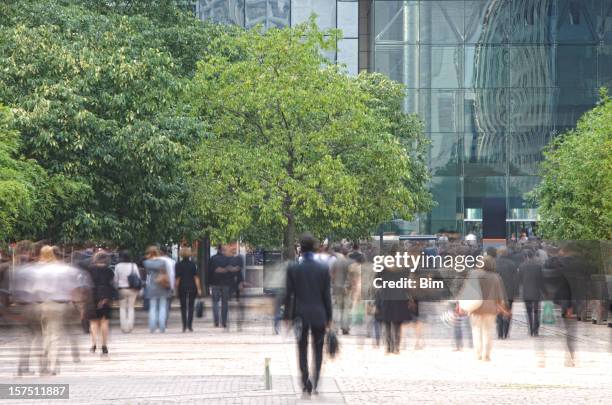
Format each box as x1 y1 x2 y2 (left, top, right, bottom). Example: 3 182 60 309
372 252 485 273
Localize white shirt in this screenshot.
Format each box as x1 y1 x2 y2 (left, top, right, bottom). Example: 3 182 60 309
114 262 138 289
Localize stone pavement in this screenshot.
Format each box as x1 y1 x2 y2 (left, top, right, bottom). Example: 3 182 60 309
0 300 610 404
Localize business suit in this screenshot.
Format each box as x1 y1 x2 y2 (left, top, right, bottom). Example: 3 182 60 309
284 253 332 392
518 260 544 336
495 256 518 339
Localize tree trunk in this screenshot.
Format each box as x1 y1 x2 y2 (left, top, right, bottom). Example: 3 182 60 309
283 213 296 261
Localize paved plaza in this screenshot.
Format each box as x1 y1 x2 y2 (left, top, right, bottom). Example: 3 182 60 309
0 300 610 404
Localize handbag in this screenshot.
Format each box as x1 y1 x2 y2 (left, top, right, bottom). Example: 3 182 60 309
156 268 170 289
458 273 483 313
195 298 205 318
128 264 143 290
326 330 340 359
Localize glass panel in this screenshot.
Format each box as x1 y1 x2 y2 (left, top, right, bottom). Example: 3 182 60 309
429 134 461 176
509 88 557 132
604 1 612 44
465 89 508 134
420 90 462 133
374 1 418 43
507 0 554 44
338 1 359 38
197 0 245 26
465 45 509 88
508 132 553 176
419 46 462 88
555 88 598 127
337 38 359 76
555 0 599 44
419 1 464 45
465 0 508 45
508 176 541 211
269 0 290 29
374 44 417 86
245 0 266 28
463 133 506 177
291 0 336 30
509 46 554 87
404 89 419 115
429 176 462 233
599 45 612 87
464 177 507 214
556 45 598 88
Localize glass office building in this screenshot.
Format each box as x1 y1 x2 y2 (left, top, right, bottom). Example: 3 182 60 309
193 0 361 75
192 0 612 237
371 0 612 237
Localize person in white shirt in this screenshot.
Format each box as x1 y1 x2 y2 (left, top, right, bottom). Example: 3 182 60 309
114 250 140 333
159 247 176 324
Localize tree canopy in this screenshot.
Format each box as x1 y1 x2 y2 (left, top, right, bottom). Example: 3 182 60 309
532 90 612 240
0 0 236 247
185 20 431 257
0 105 51 242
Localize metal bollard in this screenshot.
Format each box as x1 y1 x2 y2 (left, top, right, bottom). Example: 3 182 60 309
264 357 272 390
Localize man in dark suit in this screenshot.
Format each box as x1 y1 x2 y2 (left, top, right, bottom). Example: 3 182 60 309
518 248 545 336
495 247 518 339
284 233 332 396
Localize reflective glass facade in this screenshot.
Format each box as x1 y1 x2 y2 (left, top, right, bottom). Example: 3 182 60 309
372 0 612 236
195 0 360 75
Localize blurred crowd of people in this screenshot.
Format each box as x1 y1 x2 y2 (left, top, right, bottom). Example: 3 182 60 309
0 234 608 384
0 241 215 376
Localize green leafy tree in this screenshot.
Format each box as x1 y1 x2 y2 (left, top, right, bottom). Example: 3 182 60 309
185 21 431 258
531 89 612 240
0 105 51 242
0 0 236 248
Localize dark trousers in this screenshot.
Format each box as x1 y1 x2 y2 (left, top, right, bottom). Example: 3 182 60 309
179 290 196 330
384 321 402 353
298 323 325 390
211 286 230 327
496 300 513 339
525 300 541 336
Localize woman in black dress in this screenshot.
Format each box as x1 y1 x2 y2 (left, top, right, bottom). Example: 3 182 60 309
88 251 116 355
175 248 202 332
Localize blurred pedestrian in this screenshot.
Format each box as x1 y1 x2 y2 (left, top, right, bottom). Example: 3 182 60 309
114 250 140 333
518 249 544 337
284 233 332 396
378 259 411 354
160 246 176 324
331 246 352 335
495 247 518 339
470 256 509 361
209 244 234 329
87 250 116 355
227 242 245 331
175 247 202 332
144 246 171 333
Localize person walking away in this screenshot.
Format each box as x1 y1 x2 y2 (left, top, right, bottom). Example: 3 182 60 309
518 249 545 336
209 244 234 328
495 247 518 339
114 250 140 333
284 234 332 396
378 256 412 354
87 250 116 356
470 256 509 361
175 247 202 332
160 247 176 324
143 246 171 333
330 246 352 335
227 243 245 331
